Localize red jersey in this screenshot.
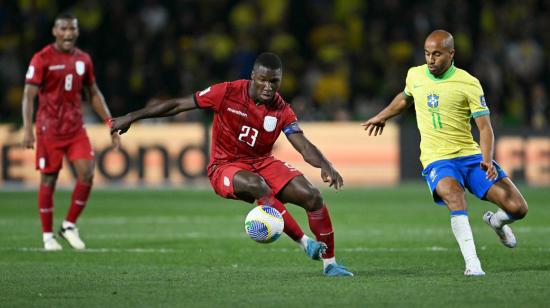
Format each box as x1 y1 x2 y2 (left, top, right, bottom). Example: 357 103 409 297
194 80 301 173
25 44 96 138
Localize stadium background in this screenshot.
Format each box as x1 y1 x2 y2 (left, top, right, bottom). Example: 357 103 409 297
0 0 549 187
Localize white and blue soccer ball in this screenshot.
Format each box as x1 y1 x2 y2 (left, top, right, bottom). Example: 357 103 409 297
244 205 284 243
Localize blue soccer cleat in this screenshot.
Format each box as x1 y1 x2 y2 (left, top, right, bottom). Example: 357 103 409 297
323 263 354 277
305 239 327 260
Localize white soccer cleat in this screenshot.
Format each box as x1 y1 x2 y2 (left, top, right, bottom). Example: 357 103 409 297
44 237 63 251
59 226 86 250
464 259 485 276
464 268 486 276
483 211 517 248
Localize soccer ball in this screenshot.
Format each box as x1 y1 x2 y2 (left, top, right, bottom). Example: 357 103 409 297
244 205 284 243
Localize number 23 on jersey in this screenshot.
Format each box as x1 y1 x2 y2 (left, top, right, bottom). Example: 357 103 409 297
238 125 258 147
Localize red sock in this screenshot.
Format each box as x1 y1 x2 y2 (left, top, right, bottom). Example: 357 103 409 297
258 195 304 241
38 184 54 233
307 205 335 258
65 181 92 223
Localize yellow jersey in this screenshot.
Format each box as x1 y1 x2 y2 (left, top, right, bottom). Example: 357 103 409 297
403 63 490 167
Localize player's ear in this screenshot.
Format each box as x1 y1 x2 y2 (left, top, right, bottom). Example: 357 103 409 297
449 48 455 60
250 69 255 80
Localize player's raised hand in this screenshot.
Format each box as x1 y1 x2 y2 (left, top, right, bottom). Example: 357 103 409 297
22 129 35 149
362 116 386 136
361 116 386 136
321 163 344 191
110 115 133 135
480 161 498 181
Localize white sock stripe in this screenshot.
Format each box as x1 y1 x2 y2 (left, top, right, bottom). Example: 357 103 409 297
39 208 53 213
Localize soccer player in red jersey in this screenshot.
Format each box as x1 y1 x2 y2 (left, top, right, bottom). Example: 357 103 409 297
22 13 120 251
111 52 353 276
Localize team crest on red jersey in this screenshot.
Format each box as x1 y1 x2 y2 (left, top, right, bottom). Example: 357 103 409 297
75 61 85 75
263 116 277 132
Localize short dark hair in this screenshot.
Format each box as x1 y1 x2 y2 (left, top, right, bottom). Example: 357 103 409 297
253 52 282 71
55 12 77 23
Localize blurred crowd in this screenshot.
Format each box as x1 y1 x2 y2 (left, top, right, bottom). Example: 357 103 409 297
0 0 548 129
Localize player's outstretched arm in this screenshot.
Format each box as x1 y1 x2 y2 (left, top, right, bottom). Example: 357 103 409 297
111 95 196 135
475 115 498 180
88 82 120 149
21 84 39 149
287 133 343 190
362 92 412 136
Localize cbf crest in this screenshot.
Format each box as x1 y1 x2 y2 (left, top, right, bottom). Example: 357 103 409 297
263 116 277 132
427 93 439 108
75 61 85 76
427 93 442 129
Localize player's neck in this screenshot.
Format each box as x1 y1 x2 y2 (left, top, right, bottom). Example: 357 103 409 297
426 62 456 80
52 43 75 54
253 97 273 106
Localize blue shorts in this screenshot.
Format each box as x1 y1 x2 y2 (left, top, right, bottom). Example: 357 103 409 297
422 154 507 206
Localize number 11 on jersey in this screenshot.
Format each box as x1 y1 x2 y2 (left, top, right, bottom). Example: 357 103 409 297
238 125 258 147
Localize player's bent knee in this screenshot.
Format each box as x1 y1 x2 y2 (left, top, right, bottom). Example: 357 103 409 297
441 193 466 210
511 198 528 219
303 188 323 211
41 173 58 187
78 171 94 184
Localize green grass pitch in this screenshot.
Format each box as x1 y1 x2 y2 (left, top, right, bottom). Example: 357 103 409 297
1 184 549 307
